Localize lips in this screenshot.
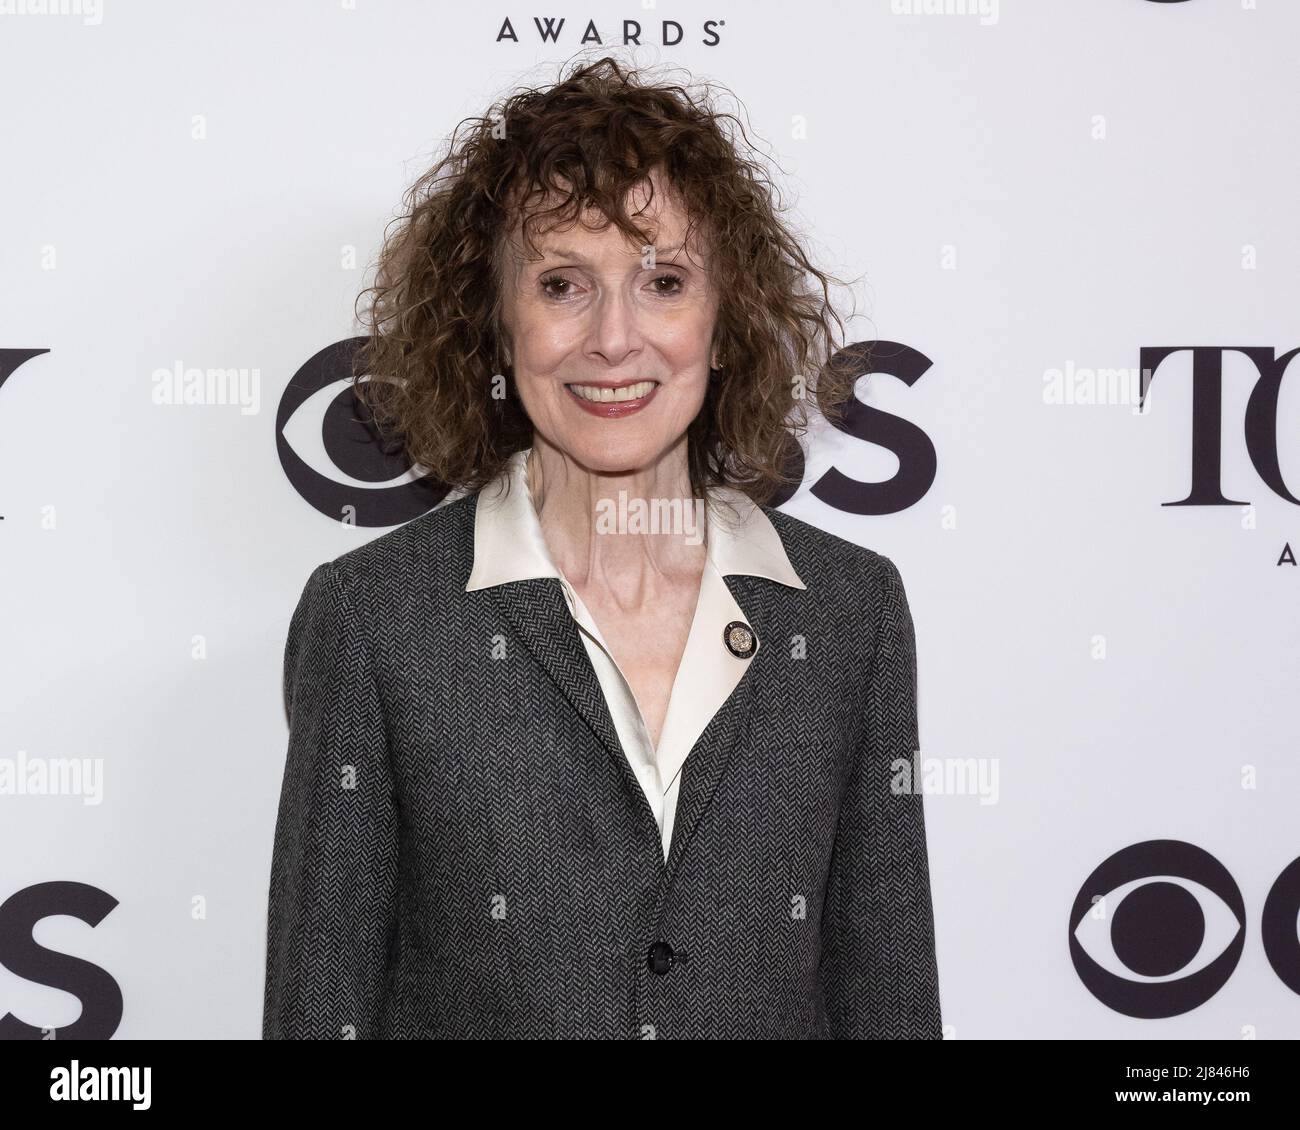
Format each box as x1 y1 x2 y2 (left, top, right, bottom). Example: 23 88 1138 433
564 380 660 418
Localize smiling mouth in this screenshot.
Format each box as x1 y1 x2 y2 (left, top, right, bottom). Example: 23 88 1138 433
565 380 659 403
563 379 661 419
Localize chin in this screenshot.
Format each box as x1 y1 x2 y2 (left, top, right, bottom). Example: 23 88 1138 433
548 426 686 478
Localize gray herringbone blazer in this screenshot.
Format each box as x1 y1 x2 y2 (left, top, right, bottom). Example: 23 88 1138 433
261 489 942 1039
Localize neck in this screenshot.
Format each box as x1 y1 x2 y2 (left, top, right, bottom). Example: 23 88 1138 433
528 435 708 601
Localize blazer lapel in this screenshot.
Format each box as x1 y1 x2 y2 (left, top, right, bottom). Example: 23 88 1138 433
487 577 664 848
465 477 806 879
662 573 783 881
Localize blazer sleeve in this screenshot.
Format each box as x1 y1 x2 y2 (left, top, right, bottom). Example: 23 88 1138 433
819 554 942 1039
262 561 401 1039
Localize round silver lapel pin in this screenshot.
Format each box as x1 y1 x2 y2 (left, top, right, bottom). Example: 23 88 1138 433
724 620 757 659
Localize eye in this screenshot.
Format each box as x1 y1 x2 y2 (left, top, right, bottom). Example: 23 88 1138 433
537 271 687 301
538 272 579 300
650 272 685 295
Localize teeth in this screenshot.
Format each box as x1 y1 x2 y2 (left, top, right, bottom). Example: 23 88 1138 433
568 381 657 403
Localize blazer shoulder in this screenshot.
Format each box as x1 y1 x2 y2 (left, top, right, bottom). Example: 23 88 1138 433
760 503 902 597
311 490 478 602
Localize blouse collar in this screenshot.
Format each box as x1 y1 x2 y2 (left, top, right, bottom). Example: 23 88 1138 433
465 448 806 592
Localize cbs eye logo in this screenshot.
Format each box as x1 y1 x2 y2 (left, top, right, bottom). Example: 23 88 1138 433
1070 840 1300 1018
276 337 449 527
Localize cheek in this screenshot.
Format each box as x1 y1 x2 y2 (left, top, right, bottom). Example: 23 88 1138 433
513 374 565 425
672 360 709 394
673 373 711 421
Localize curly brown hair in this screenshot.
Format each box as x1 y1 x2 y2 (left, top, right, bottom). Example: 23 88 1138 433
352 53 859 505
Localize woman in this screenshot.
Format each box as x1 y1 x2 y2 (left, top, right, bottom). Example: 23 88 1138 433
262 55 941 1039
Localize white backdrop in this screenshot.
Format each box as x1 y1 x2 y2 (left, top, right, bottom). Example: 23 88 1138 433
1 0 1297 1039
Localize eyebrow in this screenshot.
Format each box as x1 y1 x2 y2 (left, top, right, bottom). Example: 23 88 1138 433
536 244 685 264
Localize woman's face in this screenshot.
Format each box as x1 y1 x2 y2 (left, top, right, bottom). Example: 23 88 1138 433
498 171 719 478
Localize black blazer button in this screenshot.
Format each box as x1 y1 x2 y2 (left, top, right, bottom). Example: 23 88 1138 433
647 941 675 975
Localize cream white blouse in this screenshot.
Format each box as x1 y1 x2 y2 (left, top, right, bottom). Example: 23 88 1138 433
465 449 806 861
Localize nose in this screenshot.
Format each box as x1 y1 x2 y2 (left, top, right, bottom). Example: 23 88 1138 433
585 287 644 368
